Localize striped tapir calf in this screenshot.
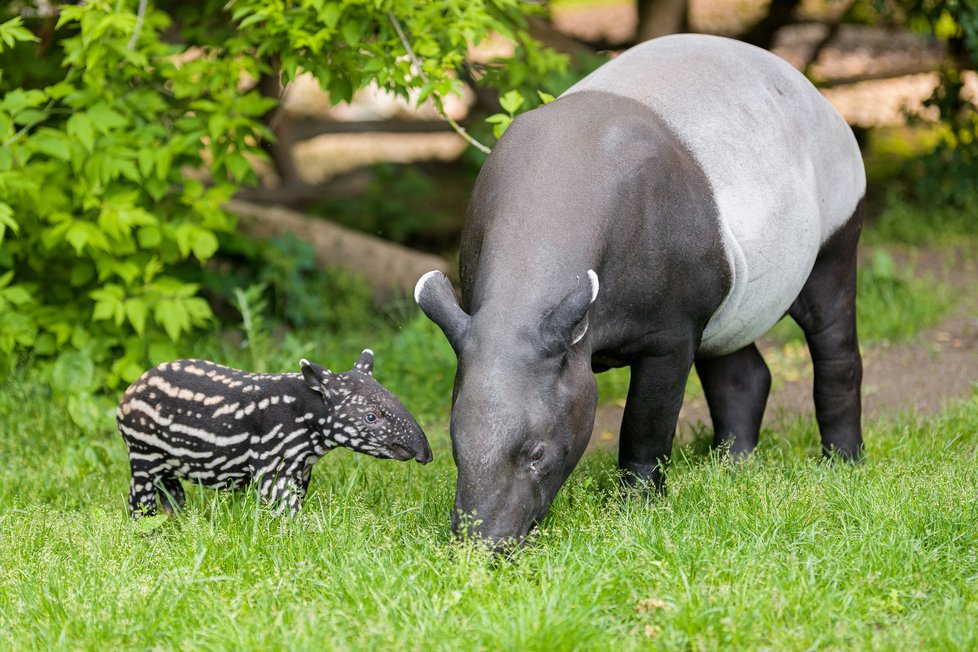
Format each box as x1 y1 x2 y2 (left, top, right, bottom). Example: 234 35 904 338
415 34 866 548
117 351 432 517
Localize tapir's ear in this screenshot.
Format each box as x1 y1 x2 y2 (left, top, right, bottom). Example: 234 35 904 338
540 270 599 354
300 358 333 394
414 270 470 353
353 349 374 376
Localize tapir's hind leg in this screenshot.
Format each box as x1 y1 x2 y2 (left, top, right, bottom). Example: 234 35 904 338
158 476 185 515
695 342 772 457
788 200 864 459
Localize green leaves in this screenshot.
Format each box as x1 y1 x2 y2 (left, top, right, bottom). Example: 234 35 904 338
229 0 566 120
0 202 17 244
485 89 554 139
67 113 96 152
0 0 567 415
90 278 213 341
0 16 38 52
51 350 96 396
498 89 525 115
0 1 254 400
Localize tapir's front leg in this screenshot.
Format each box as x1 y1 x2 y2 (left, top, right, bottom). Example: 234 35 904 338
259 474 308 516
619 345 697 495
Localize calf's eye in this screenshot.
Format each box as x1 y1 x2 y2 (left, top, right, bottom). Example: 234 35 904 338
365 413 377 423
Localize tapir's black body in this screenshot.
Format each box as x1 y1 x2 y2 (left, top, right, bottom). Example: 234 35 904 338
416 34 865 547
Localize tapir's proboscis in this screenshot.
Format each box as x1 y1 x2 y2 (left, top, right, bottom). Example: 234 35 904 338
415 35 866 550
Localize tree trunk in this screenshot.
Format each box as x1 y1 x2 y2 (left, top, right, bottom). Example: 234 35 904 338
636 0 689 42
738 0 803 50
225 200 451 303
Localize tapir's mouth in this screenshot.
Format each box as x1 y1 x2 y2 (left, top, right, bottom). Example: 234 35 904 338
389 442 433 464
451 512 542 554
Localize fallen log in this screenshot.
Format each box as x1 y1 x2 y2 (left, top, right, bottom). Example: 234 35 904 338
225 199 451 303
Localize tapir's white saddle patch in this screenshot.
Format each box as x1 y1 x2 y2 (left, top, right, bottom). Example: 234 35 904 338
565 34 866 356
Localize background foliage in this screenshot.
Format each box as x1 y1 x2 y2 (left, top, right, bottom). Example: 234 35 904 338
895 0 978 208
0 0 975 422
0 0 566 400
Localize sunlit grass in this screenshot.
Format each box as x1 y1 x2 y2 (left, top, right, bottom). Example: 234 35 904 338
3 187 974 649
2 364 976 649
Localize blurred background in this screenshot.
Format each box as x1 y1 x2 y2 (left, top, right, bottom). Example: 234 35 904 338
0 0 975 439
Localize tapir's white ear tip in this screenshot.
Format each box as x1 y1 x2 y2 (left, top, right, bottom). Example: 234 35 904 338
299 358 311 368
587 269 599 303
361 348 373 357
414 270 442 304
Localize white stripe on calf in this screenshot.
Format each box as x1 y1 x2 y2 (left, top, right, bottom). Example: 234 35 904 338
125 399 173 426
167 422 251 447
261 428 308 459
223 448 257 469
128 451 163 462
284 441 311 460
212 402 240 418
260 424 284 444
254 458 285 480
119 423 213 459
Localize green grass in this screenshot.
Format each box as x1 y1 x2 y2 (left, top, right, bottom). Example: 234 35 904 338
3 188 975 648
2 358 977 649
865 189 978 248
766 246 956 347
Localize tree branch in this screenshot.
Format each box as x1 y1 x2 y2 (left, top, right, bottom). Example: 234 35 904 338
128 0 148 50
386 10 492 155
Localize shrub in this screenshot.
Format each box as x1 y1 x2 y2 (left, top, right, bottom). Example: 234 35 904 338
0 6 273 386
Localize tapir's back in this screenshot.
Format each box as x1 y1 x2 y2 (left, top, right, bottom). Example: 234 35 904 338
565 34 865 355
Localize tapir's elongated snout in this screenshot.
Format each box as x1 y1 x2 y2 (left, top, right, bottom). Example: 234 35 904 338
408 429 434 464
416 267 600 550
387 418 433 464
450 483 542 552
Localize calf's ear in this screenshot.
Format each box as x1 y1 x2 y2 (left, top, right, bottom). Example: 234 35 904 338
540 270 599 354
414 271 470 353
353 349 374 376
300 359 333 394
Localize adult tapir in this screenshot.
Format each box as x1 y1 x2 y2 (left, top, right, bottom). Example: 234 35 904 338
415 34 866 548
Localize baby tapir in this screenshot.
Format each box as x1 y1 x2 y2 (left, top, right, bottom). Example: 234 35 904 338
116 350 432 517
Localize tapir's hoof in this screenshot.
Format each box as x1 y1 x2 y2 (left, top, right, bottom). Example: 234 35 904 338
619 466 665 501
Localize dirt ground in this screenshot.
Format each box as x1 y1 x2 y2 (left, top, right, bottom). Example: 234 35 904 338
590 245 978 448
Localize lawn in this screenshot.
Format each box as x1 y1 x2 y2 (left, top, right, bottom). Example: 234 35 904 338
2 323 977 650
2 207 976 650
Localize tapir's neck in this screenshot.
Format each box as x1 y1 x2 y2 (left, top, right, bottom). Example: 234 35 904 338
460 90 727 362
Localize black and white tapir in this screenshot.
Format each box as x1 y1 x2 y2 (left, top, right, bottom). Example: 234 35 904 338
415 34 866 548
117 351 432 517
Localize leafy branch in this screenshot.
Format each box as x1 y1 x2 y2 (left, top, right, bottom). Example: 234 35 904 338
386 10 491 155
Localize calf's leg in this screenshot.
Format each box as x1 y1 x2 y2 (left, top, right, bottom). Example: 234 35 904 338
158 476 186 515
128 460 159 518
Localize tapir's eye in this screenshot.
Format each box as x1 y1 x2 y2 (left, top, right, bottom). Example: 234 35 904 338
365 413 377 423
529 444 545 463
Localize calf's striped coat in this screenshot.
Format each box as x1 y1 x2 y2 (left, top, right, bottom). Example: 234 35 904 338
117 350 432 517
